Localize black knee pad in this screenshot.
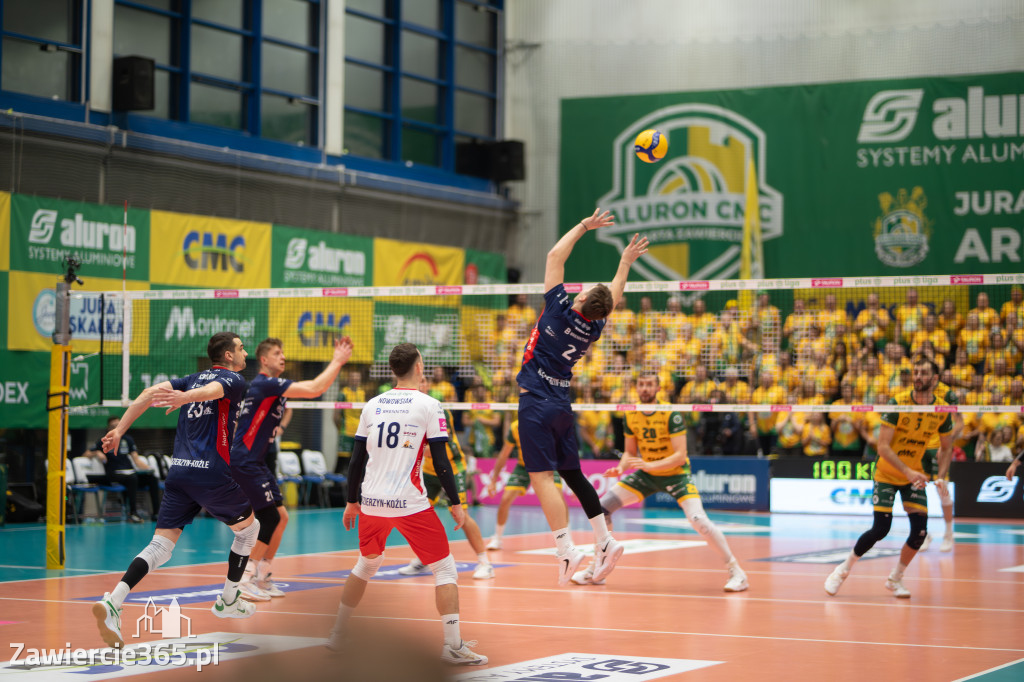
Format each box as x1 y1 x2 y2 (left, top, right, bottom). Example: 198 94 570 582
254 505 281 544
906 513 928 550
854 511 893 556
558 468 602 518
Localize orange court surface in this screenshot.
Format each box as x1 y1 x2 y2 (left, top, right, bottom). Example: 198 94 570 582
2 506 1023 682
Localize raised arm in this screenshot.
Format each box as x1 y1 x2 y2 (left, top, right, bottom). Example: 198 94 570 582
101 381 174 454
284 337 354 398
609 233 650 309
544 209 615 291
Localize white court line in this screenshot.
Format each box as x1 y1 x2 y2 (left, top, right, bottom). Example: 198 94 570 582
0 564 105 573
952 656 1024 681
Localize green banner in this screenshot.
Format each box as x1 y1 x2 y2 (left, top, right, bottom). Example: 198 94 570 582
374 302 461 366
464 248 507 309
0 351 48 428
148 298 269 357
560 71 1024 281
0 272 7 350
10 195 150 280
271 224 373 288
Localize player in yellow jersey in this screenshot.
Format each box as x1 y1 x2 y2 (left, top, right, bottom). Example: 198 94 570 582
399 379 494 580
571 373 748 591
917 379 963 553
825 357 953 599
484 420 566 550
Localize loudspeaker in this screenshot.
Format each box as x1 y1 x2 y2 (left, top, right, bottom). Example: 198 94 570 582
490 140 525 182
112 56 155 111
456 141 491 179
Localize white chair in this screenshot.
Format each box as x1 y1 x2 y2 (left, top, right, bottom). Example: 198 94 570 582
71 457 125 521
300 450 338 507
277 451 304 507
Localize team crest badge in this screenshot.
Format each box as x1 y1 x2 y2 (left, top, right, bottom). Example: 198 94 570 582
598 104 783 281
873 187 931 268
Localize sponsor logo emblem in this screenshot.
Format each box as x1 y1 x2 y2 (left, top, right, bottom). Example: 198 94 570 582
857 89 925 143
977 476 1018 503
873 187 932 267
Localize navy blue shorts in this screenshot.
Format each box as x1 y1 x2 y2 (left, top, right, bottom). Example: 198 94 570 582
231 462 283 511
517 391 581 473
156 475 253 529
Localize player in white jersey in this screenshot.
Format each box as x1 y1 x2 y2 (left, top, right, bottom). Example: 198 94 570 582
327 343 486 666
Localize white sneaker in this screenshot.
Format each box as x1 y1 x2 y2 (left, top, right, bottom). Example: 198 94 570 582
212 591 256 618
590 537 624 583
939 534 954 552
485 537 502 551
724 568 749 592
398 559 431 576
472 563 495 580
556 550 586 586
255 574 286 597
919 533 933 551
92 593 124 648
885 576 911 598
570 564 605 586
824 566 848 596
441 640 488 666
239 580 272 601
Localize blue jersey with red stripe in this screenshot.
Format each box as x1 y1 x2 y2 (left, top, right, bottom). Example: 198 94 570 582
167 367 246 480
230 373 293 468
516 283 605 402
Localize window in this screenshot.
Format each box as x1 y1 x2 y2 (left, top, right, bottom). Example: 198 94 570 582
0 0 84 101
343 0 501 170
112 0 321 144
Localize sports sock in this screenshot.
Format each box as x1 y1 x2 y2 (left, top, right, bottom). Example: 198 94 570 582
256 559 272 581
110 582 130 609
441 613 461 649
331 602 354 639
891 562 907 581
222 579 241 603
944 522 954 538
839 550 860 574
493 524 505 540
553 527 574 555
476 552 490 566
588 514 611 544
727 558 743 573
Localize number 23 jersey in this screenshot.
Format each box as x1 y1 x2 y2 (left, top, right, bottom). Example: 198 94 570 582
355 388 449 517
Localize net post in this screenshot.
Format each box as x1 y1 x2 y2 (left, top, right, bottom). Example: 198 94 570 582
121 290 132 404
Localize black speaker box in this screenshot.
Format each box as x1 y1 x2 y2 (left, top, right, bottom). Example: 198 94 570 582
456 141 491 179
489 140 525 182
113 56 155 111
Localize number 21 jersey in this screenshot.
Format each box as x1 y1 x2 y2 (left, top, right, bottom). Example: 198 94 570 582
355 388 449 517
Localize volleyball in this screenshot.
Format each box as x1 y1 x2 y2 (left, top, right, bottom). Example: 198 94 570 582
634 128 668 163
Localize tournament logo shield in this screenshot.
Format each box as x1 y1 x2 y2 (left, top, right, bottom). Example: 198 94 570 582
873 187 931 268
598 104 783 282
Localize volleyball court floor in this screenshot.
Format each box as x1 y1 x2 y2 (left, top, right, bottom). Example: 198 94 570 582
1 505 1023 682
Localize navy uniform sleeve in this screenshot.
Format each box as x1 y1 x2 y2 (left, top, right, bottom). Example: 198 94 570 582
543 283 571 312
170 375 189 391
270 377 293 397
216 373 246 402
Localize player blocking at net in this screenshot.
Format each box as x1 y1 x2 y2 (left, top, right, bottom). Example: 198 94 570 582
518 208 648 585
328 343 486 665
92 332 260 648
572 371 748 591
825 357 953 599
232 335 354 602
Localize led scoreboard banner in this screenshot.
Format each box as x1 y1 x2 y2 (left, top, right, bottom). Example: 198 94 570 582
772 458 876 482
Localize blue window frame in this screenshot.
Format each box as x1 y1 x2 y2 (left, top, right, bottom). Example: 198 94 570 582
0 0 86 102
112 0 321 145
344 0 501 171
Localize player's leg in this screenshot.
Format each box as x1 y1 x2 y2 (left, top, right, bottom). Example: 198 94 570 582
825 481 895 596
113 472 142 522
572 482 641 586
328 514 390 650
400 474 443 575
679 494 748 592
488 465 529 549
232 465 279 599
939 477 954 551
398 509 486 666
885 489 929 599
240 504 281 601
252 504 289 595
202 478 261 617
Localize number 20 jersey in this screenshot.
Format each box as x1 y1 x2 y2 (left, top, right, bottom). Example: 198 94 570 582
355 388 449 517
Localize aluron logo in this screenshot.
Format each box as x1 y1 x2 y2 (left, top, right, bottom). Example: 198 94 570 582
284 238 307 269
28 208 137 252
163 306 256 341
977 476 1018 503
28 209 56 243
297 311 351 347
183 232 244 272
284 238 366 275
857 89 925 143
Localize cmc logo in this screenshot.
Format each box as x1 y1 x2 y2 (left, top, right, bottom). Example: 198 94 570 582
976 476 1018 503
183 232 245 272
297 311 351 347
830 487 874 505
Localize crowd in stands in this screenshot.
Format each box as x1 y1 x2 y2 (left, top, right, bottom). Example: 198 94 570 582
336 288 1024 462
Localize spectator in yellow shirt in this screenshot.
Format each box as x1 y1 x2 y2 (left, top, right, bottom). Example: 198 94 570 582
910 313 951 358
950 347 975 389
333 369 367 457
917 340 946 373
855 355 889 405
428 366 457 403
783 298 814 348
970 292 1000 331
690 298 718 345
984 329 1015 375
795 323 830 368
749 371 787 455
938 299 965 342
965 374 993 405
636 296 659 339
808 349 839 400
958 312 989 370
507 293 537 335
748 290 782 350
606 297 637 349
829 383 864 456
817 293 850 341
679 364 719 404
801 412 832 457
854 292 892 345
576 385 612 459
984 357 1014 398
1005 378 1024 405
1001 286 1024 329
720 366 751 404
894 288 928 347
662 296 686 341
778 350 802 398
676 323 703 379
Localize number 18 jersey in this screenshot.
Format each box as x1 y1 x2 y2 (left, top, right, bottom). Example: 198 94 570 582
355 387 449 517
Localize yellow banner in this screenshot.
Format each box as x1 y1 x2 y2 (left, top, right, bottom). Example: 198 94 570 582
8 270 149 352
268 297 374 363
149 210 271 288
0 192 9 271
374 238 464 287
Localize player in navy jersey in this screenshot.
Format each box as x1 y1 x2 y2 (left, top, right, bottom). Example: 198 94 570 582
91 332 260 648
517 208 648 585
232 335 353 601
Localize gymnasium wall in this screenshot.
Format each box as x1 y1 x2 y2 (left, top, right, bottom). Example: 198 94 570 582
504 0 1024 282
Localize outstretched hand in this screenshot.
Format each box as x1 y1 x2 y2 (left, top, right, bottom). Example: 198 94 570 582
581 208 615 231
621 233 650 265
150 386 191 414
334 336 354 365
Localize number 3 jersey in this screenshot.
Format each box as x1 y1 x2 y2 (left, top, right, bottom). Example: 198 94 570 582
355 388 449 517
875 389 952 486
168 366 247 481
516 283 606 402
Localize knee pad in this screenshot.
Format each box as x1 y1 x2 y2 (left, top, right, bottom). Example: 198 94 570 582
854 511 892 556
231 519 260 556
429 554 458 586
906 513 928 550
254 506 281 544
136 535 175 570
352 554 385 581
680 497 712 535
